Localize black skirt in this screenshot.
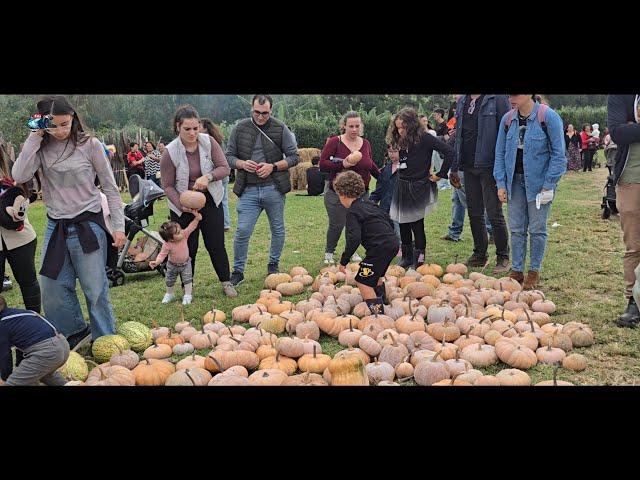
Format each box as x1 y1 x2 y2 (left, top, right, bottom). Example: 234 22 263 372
389 178 438 224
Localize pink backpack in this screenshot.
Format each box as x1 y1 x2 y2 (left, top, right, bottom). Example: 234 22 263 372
504 103 550 143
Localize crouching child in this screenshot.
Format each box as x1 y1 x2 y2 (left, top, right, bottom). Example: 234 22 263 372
0 295 70 386
334 171 400 313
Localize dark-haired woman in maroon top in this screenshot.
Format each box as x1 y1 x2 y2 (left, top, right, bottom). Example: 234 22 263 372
319 111 380 265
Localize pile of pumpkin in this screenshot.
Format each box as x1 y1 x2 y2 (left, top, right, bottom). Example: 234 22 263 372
57 262 594 386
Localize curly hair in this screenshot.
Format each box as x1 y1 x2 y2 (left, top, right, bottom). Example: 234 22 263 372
386 107 424 150
333 171 365 199
159 221 180 242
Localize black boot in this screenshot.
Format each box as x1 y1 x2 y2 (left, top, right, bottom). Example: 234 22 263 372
617 297 640 328
413 249 425 269
398 243 414 269
365 297 384 315
374 283 388 305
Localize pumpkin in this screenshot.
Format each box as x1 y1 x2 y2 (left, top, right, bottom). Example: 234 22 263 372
563 353 587 372
282 372 328 386
456 369 484 385
180 190 206 209
267 300 295 316
409 350 440 367
442 272 464 285
403 282 435 300
338 319 363 347
474 375 501 386
460 343 497 368
155 331 185 348
417 263 444 277
259 315 287 334
454 331 485 350
203 302 227 324
248 369 288 386
378 334 409 368
358 334 383 358
541 323 564 334
92 335 130 364
327 352 369 386
258 353 297 376
143 343 173 360
292 274 313 286
208 375 251 386
172 343 195 356
264 273 293 290
256 344 278 361
132 359 176 386
190 332 215 350
434 338 459 361
150 321 170 341
317 311 360 338
232 304 261 323
536 342 566 365
358 312 396 332
276 336 305 358
386 265 406 277
85 362 136 386
446 255 468 276
395 310 427 335
58 352 89 382
297 345 331 374
296 298 323 316
117 321 153 353
432 372 473 386
290 266 309 277
566 325 595 347
176 352 207 370
443 349 473 376
109 345 140 370
204 349 260 372
395 357 414 380
427 301 456 324
300 338 322 355
427 321 461 342
336 346 371 366
179 326 198 342
510 331 540 351
165 368 212 386
495 368 531 386
538 331 573 352
414 352 450 386
365 360 395 384
407 331 439 352
295 319 320 341
220 365 249 377
532 294 556 314
495 339 538 369
276 281 305 296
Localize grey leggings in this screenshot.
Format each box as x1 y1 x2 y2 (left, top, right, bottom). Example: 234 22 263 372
6 334 69 386
324 189 369 253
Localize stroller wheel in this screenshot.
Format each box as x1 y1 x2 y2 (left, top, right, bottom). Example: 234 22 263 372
110 270 126 287
609 200 618 215
602 206 611 219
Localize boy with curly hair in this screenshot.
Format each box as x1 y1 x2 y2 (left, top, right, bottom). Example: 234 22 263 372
334 171 399 314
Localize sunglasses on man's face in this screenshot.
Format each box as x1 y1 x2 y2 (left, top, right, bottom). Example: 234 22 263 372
253 110 271 117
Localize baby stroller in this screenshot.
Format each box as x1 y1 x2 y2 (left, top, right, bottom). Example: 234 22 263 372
601 165 619 219
106 175 167 287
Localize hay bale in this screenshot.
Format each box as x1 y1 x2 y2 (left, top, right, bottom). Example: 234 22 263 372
298 147 321 164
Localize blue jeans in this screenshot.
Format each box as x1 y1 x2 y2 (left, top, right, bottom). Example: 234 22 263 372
222 176 231 229
448 171 493 240
508 173 551 272
233 184 285 273
40 220 117 339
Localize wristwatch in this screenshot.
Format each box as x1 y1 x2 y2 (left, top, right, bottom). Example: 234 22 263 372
206 173 214 181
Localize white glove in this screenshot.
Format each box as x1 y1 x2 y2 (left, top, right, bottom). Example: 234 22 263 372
536 189 554 209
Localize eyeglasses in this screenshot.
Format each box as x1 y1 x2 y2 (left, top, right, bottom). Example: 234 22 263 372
253 110 271 117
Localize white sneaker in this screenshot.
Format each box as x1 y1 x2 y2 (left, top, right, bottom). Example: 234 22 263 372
350 252 362 262
324 252 335 264
182 294 193 305
162 293 175 304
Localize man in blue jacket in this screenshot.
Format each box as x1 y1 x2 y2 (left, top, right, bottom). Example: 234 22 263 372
608 95 640 327
449 94 511 274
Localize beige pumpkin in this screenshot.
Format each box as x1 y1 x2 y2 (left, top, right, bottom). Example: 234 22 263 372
378 335 409 368
180 190 206 209
143 343 173 360
460 343 498 368
232 304 262 324
132 359 176 386
495 368 531 386
427 320 461 342
282 372 328 386
495 339 538 369
446 256 468 275
563 353 587 371
264 273 293 290
248 369 288 386
536 342 566 365
176 352 207 370
276 281 305 296
474 375 501 386
208 375 251 386
165 368 212 386
290 266 309 277
338 319 363 347
297 345 331 374
258 353 297 376
259 315 287 334
275 336 305 359
417 263 444 277
414 352 450 386
566 325 595 347
365 361 395 384
292 274 313 286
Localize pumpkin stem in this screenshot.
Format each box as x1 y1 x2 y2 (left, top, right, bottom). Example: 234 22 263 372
397 375 414 384
312 344 317 359
209 355 223 372
552 363 560 386
184 369 196 386
450 371 462 385
206 333 214 348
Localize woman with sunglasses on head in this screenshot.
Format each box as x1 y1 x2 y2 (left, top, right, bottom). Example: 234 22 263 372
12 95 126 348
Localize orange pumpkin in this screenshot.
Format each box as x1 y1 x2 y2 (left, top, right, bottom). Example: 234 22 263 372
180 190 206 209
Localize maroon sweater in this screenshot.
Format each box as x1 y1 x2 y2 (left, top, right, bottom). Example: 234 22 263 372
319 136 380 190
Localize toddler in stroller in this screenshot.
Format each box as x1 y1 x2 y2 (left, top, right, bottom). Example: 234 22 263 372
105 175 167 287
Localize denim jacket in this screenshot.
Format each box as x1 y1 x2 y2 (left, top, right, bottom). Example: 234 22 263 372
493 102 567 202
369 162 397 213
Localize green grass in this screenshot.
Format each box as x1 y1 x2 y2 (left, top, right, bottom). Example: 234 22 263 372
5 152 639 384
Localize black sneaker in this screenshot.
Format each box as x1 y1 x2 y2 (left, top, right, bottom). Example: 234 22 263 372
267 263 279 275
465 254 488 268
617 297 640 328
66 325 91 350
229 270 245 286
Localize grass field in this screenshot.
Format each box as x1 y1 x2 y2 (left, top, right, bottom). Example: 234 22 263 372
5 152 639 385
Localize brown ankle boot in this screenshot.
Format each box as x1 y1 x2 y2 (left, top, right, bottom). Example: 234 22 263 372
523 270 540 290
508 269 524 284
